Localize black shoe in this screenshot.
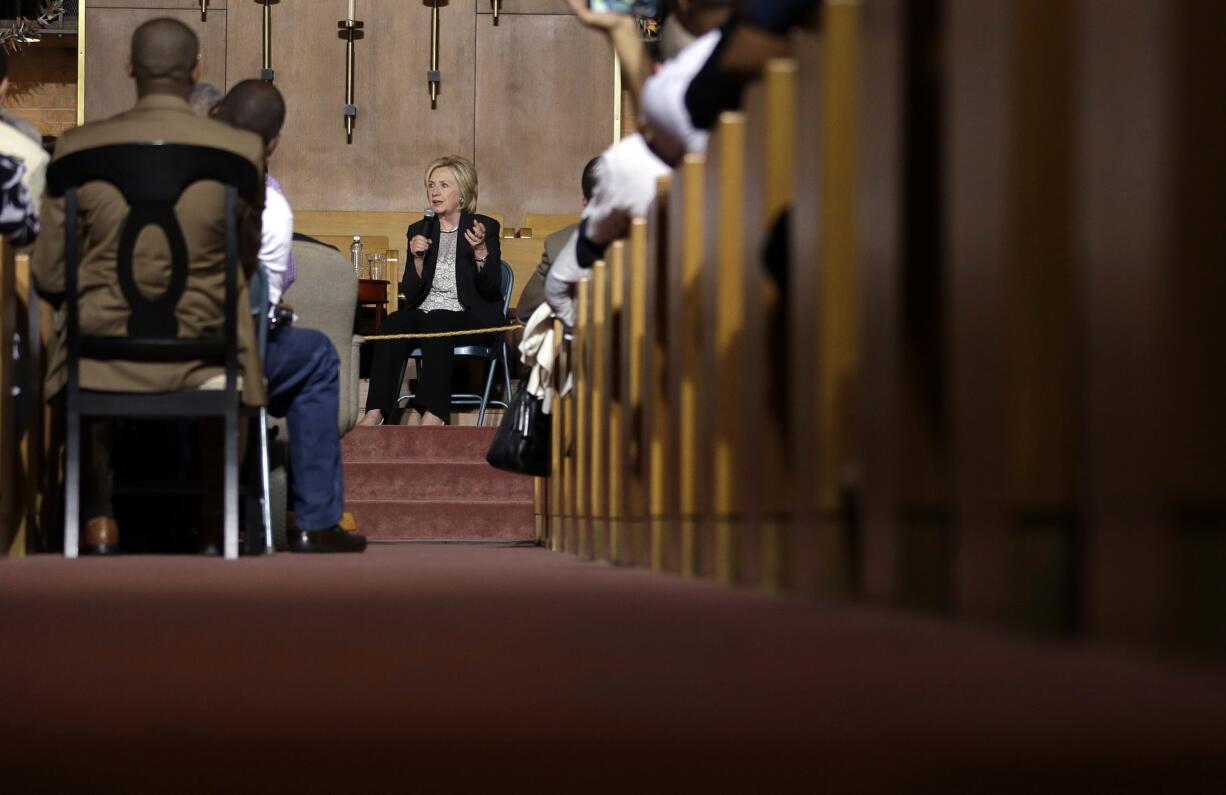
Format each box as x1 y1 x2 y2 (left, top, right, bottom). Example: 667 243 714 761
286 525 367 553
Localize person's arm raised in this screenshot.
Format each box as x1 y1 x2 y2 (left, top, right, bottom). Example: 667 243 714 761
566 0 651 105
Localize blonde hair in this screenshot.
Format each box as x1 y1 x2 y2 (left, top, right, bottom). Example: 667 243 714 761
424 155 478 214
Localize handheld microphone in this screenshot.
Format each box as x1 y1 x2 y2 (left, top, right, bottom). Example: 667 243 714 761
423 207 438 238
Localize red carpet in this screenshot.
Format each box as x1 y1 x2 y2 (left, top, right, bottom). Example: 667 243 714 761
1 544 1225 792
342 426 534 541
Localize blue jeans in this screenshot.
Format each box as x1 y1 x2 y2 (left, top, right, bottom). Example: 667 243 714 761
264 325 344 531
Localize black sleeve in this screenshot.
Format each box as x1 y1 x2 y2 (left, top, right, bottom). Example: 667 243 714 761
474 216 502 299
575 218 608 271
684 19 745 133
399 220 425 299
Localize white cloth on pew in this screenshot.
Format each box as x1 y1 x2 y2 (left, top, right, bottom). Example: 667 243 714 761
519 301 559 412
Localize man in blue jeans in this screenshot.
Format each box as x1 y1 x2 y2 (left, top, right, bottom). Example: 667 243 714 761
214 79 365 553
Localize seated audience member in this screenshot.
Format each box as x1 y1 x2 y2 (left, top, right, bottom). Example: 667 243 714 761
547 0 734 327
31 18 267 555
0 154 38 244
515 156 599 323
212 78 365 553
546 0 821 326
188 80 224 117
360 155 503 427
0 47 50 208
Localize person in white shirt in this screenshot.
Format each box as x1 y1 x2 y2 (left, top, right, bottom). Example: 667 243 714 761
545 0 734 328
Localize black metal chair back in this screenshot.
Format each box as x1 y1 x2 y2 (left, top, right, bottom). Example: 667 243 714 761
45 143 262 559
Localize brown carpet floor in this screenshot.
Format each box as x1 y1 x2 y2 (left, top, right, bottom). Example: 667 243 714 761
1 544 1224 793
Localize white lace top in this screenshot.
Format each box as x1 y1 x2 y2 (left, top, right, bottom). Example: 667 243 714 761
418 227 465 313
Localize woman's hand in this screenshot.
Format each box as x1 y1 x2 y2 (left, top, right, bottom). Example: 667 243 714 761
409 234 430 261
565 0 634 33
465 220 489 266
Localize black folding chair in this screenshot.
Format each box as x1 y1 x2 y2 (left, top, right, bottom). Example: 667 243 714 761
46 143 263 559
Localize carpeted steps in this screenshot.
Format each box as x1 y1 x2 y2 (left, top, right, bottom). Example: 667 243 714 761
342 426 535 541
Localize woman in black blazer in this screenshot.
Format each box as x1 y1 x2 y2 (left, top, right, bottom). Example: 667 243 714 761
361 156 504 426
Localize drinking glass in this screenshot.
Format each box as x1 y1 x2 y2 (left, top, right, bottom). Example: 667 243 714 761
367 252 386 281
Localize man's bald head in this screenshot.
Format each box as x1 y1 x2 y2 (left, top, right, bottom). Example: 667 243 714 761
130 18 199 90
214 79 286 146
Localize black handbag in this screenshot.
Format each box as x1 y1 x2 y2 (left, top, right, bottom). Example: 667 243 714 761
486 384 552 476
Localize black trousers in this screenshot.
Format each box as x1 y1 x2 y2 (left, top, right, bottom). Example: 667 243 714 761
365 307 496 425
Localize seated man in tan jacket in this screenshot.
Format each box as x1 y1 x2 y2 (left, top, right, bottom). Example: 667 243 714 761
31 18 268 555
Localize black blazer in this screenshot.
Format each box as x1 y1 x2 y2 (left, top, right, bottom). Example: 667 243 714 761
399 212 504 326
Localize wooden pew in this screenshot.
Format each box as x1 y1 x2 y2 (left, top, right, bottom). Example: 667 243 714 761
621 218 651 567
605 240 627 563
1 239 18 556
666 154 707 578
589 259 611 562
644 177 674 572
573 277 592 557
549 318 566 553
521 213 581 240
1075 0 1226 654
739 60 798 591
790 16 864 597
945 0 1081 632
703 111 748 585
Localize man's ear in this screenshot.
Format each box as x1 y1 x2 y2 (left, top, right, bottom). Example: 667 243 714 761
126 59 135 78
0 77 9 101
191 58 203 83
266 134 280 159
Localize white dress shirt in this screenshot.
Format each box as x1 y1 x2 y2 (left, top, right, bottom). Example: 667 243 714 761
259 182 293 317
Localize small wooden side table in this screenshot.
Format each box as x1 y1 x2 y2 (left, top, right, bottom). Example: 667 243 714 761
357 278 389 333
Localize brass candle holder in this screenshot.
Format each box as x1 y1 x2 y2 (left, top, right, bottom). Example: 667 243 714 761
338 16 365 140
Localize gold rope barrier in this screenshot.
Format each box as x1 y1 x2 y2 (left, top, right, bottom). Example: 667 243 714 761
361 323 524 342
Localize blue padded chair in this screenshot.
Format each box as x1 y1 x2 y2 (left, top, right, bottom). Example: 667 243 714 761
397 260 514 426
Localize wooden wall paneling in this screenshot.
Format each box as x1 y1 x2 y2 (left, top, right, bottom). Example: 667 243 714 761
474 14 613 229
226 0 476 212
703 112 746 586
667 154 705 578
857 0 905 602
589 259 609 561
476 0 573 16
645 178 672 573
522 213 581 239
85 7 228 123
1078 0 1226 654
87 1 229 8
948 0 1081 633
